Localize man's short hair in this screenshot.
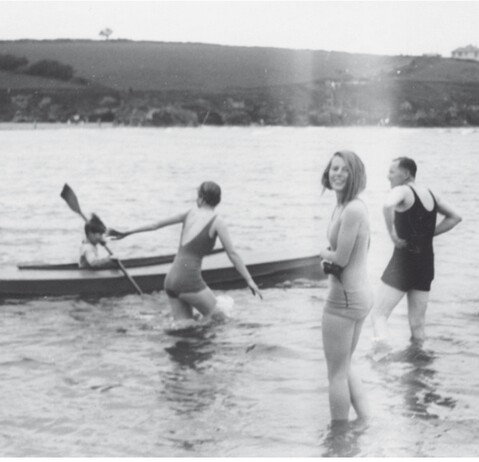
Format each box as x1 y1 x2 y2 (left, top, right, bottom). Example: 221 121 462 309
394 157 417 178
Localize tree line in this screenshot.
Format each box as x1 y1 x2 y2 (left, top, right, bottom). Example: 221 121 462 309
0 53 74 81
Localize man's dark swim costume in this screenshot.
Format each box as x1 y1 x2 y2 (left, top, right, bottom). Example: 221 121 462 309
381 186 437 292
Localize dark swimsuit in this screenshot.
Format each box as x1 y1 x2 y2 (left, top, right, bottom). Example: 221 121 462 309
381 186 437 292
164 215 217 298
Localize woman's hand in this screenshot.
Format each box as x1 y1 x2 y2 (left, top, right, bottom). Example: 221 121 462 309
319 246 332 261
106 228 129 240
248 280 263 300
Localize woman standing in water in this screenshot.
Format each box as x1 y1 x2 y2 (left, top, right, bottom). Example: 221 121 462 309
110 181 262 324
320 151 372 429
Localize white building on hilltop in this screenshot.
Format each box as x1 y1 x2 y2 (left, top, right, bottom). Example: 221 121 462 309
452 45 479 61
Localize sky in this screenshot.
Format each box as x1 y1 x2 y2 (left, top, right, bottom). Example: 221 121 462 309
0 1 478 57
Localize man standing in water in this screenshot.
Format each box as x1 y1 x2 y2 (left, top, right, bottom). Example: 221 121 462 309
371 157 462 346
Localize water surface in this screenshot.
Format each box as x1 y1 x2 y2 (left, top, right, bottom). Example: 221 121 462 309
0 125 477 456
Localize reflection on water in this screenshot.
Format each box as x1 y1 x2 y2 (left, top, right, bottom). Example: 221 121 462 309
165 337 217 369
162 337 220 418
372 343 457 422
396 345 457 421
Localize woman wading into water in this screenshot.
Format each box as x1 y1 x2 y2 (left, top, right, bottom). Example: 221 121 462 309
319 150 372 429
110 181 262 325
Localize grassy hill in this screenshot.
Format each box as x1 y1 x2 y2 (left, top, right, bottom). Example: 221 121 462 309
1 39 479 126
0 39 416 91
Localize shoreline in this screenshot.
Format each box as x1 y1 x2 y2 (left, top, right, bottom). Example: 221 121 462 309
1 122 478 131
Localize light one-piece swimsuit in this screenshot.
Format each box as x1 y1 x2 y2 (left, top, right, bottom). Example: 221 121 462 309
323 201 373 321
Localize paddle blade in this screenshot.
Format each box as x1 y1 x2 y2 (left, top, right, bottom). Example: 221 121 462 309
61 183 87 221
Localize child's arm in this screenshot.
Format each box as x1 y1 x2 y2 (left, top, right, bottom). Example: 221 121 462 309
80 243 117 269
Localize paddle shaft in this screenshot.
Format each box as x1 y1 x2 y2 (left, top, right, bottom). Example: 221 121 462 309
101 242 144 295
61 183 144 295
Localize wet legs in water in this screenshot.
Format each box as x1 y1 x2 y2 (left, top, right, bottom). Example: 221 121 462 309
371 283 429 346
322 312 369 424
407 290 429 345
371 283 405 345
168 287 226 323
168 296 195 321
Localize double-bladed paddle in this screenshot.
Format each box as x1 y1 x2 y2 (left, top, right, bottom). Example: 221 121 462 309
60 183 144 295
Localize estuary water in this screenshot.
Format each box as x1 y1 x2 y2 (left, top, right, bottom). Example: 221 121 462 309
0 125 477 456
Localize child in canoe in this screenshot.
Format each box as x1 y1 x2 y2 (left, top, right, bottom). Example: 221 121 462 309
79 214 118 269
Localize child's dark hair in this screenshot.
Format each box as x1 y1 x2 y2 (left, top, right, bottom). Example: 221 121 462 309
84 213 107 236
198 181 221 207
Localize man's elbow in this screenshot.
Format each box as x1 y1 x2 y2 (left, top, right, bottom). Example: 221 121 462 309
382 203 395 216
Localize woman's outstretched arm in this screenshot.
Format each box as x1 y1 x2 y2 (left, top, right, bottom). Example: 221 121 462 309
108 212 187 239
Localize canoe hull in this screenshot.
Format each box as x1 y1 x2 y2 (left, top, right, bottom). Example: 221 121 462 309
0 252 323 298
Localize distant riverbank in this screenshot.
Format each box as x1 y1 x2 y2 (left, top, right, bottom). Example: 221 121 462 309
3 41 479 127
3 84 479 128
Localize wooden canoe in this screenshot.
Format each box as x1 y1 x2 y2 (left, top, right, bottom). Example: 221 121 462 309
0 250 322 298
17 248 226 270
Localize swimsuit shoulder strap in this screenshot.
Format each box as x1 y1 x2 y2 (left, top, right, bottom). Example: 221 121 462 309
408 184 419 199
181 214 217 247
203 215 218 234
409 185 436 212
408 185 423 210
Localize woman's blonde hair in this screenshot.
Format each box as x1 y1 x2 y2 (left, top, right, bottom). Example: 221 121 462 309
321 150 367 204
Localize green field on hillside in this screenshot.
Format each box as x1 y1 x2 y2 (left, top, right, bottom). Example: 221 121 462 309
1 40 479 126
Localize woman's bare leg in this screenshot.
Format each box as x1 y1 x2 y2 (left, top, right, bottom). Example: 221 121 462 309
322 312 356 421
179 287 225 321
323 312 369 422
348 318 369 420
168 296 194 320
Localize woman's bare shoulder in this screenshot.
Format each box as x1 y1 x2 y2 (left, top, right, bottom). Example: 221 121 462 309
182 207 197 221
344 198 368 216
212 214 225 228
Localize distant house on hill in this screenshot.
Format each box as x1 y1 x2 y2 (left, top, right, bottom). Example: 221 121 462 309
452 45 479 61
